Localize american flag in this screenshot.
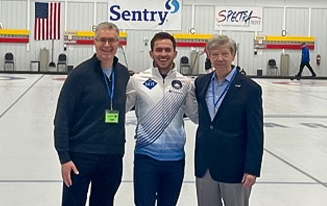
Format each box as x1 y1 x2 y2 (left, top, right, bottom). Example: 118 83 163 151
34 2 61 40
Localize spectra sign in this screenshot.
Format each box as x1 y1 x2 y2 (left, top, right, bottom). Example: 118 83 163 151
109 0 182 30
215 6 263 31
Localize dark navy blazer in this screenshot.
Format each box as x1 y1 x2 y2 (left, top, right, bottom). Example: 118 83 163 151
194 68 264 183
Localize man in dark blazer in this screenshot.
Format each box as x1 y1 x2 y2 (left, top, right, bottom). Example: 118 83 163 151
194 35 264 206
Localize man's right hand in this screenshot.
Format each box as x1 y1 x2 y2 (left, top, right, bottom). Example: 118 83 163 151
61 161 79 187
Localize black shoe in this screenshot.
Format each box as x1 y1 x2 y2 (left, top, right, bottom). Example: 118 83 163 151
312 74 317 77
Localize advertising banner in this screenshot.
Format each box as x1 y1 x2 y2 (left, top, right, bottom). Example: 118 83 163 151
215 7 263 31
109 0 182 30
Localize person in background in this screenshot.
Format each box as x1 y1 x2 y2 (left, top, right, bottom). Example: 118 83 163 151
126 32 198 206
54 22 130 206
194 34 264 206
204 47 214 73
295 42 316 77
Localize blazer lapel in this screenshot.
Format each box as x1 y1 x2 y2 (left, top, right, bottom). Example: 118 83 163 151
198 74 212 119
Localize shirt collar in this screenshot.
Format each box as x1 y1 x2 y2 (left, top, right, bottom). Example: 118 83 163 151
210 66 237 83
102 67 113 79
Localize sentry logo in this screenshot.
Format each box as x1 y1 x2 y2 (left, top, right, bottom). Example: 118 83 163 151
109 0 181 26
165 0 180 14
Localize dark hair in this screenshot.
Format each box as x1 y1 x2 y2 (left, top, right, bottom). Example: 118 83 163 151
150 32 176 51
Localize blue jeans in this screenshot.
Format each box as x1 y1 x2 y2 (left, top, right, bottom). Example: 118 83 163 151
61 152 123 206
134 154 185 206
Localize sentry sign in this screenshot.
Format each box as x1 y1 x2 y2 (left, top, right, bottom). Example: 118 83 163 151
215 7 263 31
109 0 182 30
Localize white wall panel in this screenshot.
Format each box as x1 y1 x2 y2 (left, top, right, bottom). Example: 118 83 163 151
284 50 300 76
188 0 228 4
286 8 309 36
310 8 327 76
194 5 215 33
0 0 28 71
96 2 108 24
123 30 156 72
223 31 255 74
181 5 192 32
249 0 285 7
67 2 94 31
0 45 29 71
261 7 283 36
1 0 327 76
64 2 94 67
225 0 256 6
66 45 94 67
285 0 327 7
0 0 27 29
251 7 284 75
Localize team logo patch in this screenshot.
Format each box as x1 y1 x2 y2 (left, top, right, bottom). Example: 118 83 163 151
171 80 182 89
143 78 157 90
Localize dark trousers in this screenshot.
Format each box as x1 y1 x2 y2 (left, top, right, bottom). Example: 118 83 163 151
298 62 316 76
61 152 123 206
134 154 185 206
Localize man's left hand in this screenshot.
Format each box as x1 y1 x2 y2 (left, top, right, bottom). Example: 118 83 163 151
241 173 256 189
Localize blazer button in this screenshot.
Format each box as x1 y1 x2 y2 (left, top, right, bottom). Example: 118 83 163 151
210 125 213 129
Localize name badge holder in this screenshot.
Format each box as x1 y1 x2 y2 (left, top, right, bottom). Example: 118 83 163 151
103 71 119 123
105 109 119 123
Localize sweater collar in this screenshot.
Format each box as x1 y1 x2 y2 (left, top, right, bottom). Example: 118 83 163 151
92 54 119 70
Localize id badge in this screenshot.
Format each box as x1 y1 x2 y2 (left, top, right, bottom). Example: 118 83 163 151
105 110 119 123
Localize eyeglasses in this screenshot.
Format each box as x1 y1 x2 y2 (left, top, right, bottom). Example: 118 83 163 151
95 38 119 44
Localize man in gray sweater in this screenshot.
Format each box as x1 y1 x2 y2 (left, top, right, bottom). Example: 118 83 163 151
54 22 129 206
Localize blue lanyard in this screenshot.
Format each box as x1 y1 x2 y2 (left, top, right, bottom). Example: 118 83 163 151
103 71 115 110
211 70 237 111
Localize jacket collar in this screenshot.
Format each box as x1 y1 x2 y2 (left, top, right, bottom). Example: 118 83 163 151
151 64 177 78
92 54 119 68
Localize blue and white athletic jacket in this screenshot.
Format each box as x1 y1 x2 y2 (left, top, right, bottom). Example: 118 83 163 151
126 66 198 161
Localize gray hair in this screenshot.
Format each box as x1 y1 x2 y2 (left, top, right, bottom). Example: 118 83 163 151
94 22 119 36
206 35 237 56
